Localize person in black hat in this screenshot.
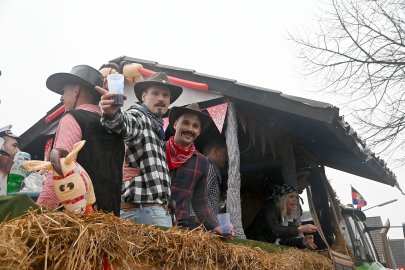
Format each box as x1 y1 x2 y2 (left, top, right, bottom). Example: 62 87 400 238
37 65 125 216
166 103 232 237
245 184 319 249
96 71 183 227
0 126 20 159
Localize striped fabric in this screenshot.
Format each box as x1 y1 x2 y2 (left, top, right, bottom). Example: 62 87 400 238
53 104 101 152
225 102 246 239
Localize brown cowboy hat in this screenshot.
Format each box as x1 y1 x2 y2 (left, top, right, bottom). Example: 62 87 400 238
46 65 103 95
134 72 183 103
169 103 212 132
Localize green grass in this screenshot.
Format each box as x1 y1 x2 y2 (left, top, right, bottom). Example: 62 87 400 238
132 223 287 254
225 237 285 253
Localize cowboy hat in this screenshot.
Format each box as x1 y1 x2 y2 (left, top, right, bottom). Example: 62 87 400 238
169 103 212 132
46 65 103 95
134 72 182 103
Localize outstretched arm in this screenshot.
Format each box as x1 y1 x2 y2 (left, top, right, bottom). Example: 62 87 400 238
96 86 144 141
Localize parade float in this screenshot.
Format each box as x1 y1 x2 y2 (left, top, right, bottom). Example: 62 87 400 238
2 56 402 269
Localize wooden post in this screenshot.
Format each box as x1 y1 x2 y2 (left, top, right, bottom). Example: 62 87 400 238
225 102 246 239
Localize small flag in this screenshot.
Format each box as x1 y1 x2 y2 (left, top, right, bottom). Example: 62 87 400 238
351 186 367 209
206 103 228 133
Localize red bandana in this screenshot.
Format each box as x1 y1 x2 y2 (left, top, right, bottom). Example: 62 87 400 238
166 136 196 169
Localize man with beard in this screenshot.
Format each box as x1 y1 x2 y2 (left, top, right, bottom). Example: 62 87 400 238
0 126 20 159
97 72 182 227
167 103 232 236
37 65 125 216
0 126 20 194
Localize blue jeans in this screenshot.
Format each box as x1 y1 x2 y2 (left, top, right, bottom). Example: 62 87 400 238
120 205 173 227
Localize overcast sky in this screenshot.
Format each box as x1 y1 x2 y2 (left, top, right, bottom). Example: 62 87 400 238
0 0 404 238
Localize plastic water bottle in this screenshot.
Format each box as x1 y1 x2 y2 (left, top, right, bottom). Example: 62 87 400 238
7 151 31 193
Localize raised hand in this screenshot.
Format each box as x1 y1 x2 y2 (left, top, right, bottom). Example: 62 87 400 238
95 86 127 119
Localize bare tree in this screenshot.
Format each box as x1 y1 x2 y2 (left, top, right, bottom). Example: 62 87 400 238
293 0 405 163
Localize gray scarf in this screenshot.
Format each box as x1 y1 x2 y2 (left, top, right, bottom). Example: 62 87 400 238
139 104 165 139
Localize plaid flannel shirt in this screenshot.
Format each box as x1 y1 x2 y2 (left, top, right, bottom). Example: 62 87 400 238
101 104 170 204
190 161 222 219
170 152 218 230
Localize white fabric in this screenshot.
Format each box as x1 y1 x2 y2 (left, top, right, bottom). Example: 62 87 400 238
225 102 246 239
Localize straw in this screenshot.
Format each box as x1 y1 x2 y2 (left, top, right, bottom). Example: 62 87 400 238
0 209 333 270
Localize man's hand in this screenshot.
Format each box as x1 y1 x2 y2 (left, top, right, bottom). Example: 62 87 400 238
122 163 140 182
213 223 234 239
95 86 127 119
50 148 69 177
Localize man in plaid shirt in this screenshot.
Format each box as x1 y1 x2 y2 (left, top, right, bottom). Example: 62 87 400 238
189 138 228 226
166 104 232 236
96 72 182 227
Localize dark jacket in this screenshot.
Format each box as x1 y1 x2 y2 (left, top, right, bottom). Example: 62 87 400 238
245 199 305 248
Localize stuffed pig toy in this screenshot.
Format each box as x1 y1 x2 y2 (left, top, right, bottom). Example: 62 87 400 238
121 62 143 84
23 141 96 214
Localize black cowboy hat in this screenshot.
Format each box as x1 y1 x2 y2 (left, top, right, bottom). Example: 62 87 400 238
134 72 183 103
169 103 212 132
46 65 103 95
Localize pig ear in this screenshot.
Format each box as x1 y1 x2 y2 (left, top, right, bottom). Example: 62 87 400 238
64 140 86 164
23 161 53 171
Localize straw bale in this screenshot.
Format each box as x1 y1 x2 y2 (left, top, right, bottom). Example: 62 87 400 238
331 232 355 261
0 227 31 269
0 209 333 270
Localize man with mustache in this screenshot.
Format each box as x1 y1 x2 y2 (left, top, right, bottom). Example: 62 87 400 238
97 72 182 227
167 104 232 236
